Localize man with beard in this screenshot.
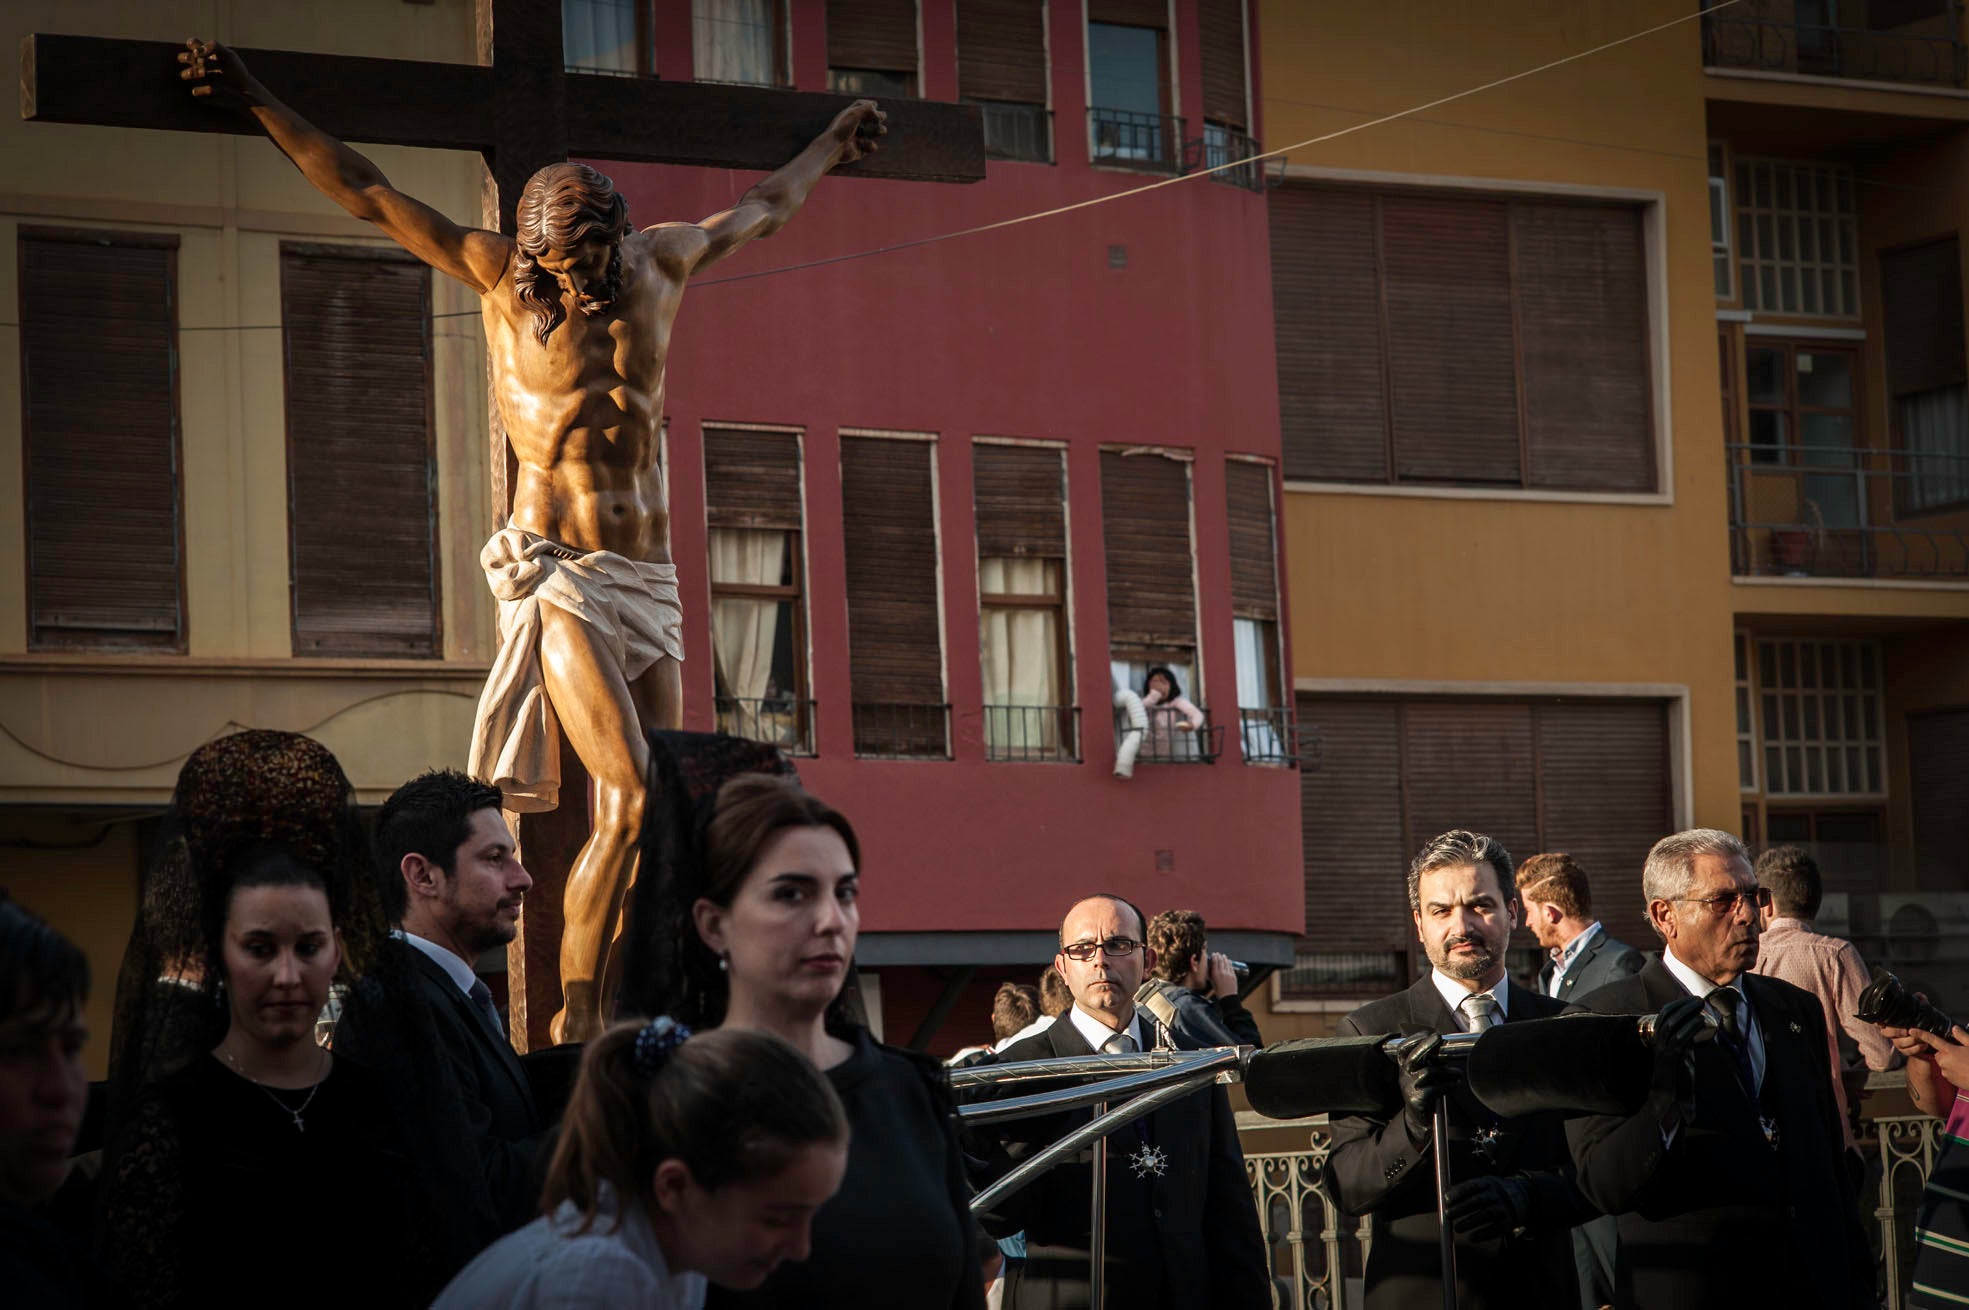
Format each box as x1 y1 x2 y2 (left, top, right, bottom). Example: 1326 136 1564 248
180 38 886 1043
1565 829 1871 1309
336 770 544 1235
1323 831 1594 1310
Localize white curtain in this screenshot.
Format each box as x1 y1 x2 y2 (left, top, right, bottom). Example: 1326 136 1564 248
563 0 639 72
980 559 1059 752
1901 385 1969 511
710 529 783 703
694 0 778 84
1235 619 1282 761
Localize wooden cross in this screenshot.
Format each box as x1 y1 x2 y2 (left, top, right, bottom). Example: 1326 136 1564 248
22 0 984 1049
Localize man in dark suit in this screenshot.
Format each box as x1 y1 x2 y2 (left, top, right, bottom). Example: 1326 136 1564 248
335 769 544 1233
1325 830 1595 1310
1566 828 1872 1310
972 893 1269 1309
1520 853 1647 1004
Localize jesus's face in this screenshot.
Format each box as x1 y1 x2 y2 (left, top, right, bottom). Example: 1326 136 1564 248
534 235 620 317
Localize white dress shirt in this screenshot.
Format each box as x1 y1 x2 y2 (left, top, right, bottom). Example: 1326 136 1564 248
1546 921 1606 997
1660 948 1767 1091
1068 1003 1149 1053
398 929 478 998
1431 970 1511 1031
433 1183 705 1310
995 1013 1056 1052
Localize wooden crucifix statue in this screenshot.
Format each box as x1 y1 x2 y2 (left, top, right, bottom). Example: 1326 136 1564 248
177 36 874 1044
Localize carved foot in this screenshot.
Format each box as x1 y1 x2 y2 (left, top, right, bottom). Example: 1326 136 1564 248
549 983 603 1046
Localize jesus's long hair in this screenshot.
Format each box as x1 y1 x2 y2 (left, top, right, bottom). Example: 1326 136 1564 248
513 162 631 343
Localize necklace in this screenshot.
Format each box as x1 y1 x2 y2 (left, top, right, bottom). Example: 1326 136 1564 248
219 1043 329 1133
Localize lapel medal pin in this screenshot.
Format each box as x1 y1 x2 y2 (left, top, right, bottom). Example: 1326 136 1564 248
1129 1144 1169 1180
1789 1021 1803 1034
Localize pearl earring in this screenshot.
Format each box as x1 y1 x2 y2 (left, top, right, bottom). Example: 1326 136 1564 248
718 951 729 973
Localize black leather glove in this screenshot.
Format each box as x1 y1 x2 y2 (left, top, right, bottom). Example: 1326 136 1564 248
1649 995 1713 1067
1443 1175 1530 1241
1393 1032 1460 1144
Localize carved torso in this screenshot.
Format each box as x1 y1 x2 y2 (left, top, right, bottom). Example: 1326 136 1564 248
482 230 681 563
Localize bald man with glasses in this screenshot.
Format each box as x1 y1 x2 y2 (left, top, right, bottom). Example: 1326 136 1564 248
968 893 1268 1309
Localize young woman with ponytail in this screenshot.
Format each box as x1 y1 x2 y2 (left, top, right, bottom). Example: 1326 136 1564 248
433 1018 848 1309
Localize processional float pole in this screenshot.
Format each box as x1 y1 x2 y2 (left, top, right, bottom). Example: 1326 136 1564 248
1432 1094 1457 1310
1089 1098 1108 1310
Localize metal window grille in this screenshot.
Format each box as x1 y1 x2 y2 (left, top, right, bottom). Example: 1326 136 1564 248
852 702 952 760
1709 142 1734 301
983 705 1080 762
715 696 816 756
1737 632 1759 793
973 101 1052 162
1755 637 1886 796
1733 156 1859 317
1274 949 1408 999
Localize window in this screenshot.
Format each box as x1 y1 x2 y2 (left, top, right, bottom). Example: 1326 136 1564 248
957 0 1051 162
1881 237 1969 513
1296 695 1672 967
280 244 440 657
1102 450 1209 761
564 0 651 75
840 435 947 758
974 443 1074 761
1755 637 1884 797
1736 632 1758 792
1742 342 1863 533
1226 461 1288 763
1734 157 1857 317
1710 142 1734 300
1088 1 1175 168
1199 0 1249 132
828 0 918 96
1268 185 1655 492
704 426 810 753
693 0 788 85
21 228 184 650
1910 709 1969 884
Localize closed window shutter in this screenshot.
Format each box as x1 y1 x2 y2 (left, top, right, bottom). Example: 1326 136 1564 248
22 231 183 649
1269 186 1388 481
1381 195 1521 484
828 0 918 74
281 244 439 657
1910 709 1969 884
1224 461 1279 620
1100 451 1196 652
1402 702 1540 864
1088 0 1168 26
1199 0 1247 128
956 0 1048 104
705 428 801 529
1296 698 1408 948
973 444 1065 558
1514 202 1654 492
1882 238 1967 397
1534 701 1670 947
840 437 944 705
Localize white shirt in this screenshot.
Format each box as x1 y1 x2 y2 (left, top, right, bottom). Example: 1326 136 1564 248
1661 947 1767 1091
398 930 479 998
1067 1003 1149 1054
995 1014 1056 1052
1546 921 1606 997
1431 970 1510 1031
433 1185 705 1310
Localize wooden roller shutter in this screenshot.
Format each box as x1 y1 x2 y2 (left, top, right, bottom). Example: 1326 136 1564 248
705 428 802 530
840 437 944 704
828 0 919 74
1297 698 1409 948
956 0 1048 104
1514 202 1655 493
1088 0 1167 26
1381 194 1521 484
973 444 1065 558
1269 186 1389 482
1909 709 1969 884
1534 700 1671 947
1401 701 1540 868
1100 451 1196 652
1199 0 1247 128
1224 461 1278 620
1881 238 1967 397
281 243 438 657
21 230 184 649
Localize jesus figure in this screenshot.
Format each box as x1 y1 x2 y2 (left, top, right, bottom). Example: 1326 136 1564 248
181 38 884 1043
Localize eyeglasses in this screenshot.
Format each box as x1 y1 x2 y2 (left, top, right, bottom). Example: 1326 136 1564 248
1674 886 1773 917
1060 936 1142 961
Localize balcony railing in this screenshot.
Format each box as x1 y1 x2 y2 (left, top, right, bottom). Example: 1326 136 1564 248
714 697 815 757
1701 1 1968 87
1273 949 1409 1000
982 704 1080 763
1089 106 1184 171
1238 707 1298 765
1113 704 1223 764
970 99 1052 163
1192 123 1267 193
1726 444 1969 579
852 702 951 760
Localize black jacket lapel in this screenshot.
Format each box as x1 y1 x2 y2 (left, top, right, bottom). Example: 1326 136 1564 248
402 941 533 1107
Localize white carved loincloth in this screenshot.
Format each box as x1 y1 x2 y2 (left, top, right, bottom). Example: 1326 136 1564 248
468 527 683 813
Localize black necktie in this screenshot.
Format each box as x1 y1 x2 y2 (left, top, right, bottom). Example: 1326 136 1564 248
1707 987 1757 1097
467 979 506 1045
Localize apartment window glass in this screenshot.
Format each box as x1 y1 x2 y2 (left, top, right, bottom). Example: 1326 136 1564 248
974 444 1072 761
21 229 184 650
1710 142 1734 300
704 426 810 753
828 0 918 96
957 0 1051 162
1269 184 1654 492
1226 461 1287 763
1736 632 1758 791
841 435 947 758
1881 237 1969 513
694 0 787 85
564 0 649 74
281 244 439 657
1088 1 1173 166
1755 637 1884 796
1734 157 1858 317
1743 342 1862 532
